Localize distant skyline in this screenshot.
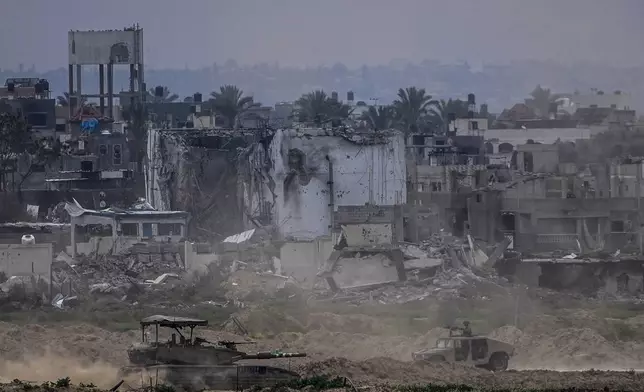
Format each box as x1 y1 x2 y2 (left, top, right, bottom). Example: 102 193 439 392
1 0 644 70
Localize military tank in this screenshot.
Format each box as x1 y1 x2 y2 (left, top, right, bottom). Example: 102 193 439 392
120 315 306 390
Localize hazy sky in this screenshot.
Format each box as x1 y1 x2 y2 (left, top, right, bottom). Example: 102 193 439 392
1 0 643 70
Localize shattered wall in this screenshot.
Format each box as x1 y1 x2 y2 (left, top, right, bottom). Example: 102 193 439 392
242 128 406 240
279 238 334 288
147 128 255 239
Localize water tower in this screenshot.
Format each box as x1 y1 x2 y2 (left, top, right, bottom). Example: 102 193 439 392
67 26 146 121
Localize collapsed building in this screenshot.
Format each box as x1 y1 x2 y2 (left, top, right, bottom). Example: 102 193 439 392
146 127 261 238
467 151 644 295
241 128 406 239
239 128 408 288
407 129 644 296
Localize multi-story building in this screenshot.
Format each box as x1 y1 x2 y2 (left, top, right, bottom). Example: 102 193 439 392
43 103 137 208
572 90 632 111
467 143 644 255
406 132 487 240
0 77 59 136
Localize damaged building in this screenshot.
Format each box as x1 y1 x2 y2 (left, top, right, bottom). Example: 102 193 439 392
146 127 260 238
406 132 487 240
402 101 644 297
65 200 188 257
240 128 407 288
464 145 644 295
241 128 406 240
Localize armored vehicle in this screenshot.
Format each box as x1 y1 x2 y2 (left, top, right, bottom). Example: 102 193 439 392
412 327 514 371
121 315 306 390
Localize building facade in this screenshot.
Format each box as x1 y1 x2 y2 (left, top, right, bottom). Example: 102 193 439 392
242 128 407 241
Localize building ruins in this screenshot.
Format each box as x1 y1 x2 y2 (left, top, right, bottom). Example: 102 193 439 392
146 127 261 238
241 128 406 240
239 127 408 288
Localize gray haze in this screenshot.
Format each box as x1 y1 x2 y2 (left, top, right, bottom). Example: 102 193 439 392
1 0 643 70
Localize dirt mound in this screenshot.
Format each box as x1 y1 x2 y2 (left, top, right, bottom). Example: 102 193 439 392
512 327 638 370
298 358 644 390
489 325 525 346
297 357 486 384
274 327 449 362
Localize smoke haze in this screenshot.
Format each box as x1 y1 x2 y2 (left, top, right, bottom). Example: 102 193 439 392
1 0 643 70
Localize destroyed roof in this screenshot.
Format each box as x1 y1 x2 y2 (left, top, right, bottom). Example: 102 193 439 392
140 315 208 327
64 199 188 219
285 127 401 145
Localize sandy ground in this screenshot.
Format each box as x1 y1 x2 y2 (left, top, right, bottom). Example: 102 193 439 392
0 317 643 390
1 296 644 390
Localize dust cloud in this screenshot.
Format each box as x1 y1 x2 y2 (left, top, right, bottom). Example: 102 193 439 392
0 351 120 388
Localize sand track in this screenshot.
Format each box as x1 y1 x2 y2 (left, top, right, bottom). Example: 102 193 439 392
1 308 644 390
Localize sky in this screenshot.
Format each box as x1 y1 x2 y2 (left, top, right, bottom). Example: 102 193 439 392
1 0 643 70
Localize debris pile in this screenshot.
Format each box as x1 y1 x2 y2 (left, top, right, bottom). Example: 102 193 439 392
55 246 182 283
51 244 185 304
313 233 512 305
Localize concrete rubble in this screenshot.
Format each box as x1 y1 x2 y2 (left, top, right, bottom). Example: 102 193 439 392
312 233 512 305
196 228 511 306
0 217 515 310
50 243 186 304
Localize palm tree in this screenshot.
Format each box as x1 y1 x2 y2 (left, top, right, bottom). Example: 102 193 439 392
295 90 352 126
392 87 437 136
360 105 396 130
148 86 179 103
427 99 469 133
56 92 87 107
524 85 562 118
210 85 255 128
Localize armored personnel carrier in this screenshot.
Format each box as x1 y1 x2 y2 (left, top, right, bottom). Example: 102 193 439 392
412 326 515 371
121 315 306 390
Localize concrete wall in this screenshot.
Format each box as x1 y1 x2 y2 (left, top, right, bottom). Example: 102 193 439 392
516 144 559 173
334 205 403 243
68 236 116 256
279 237 334 289
452 118 488 135
0 244 52 277
68 236 145 256
70 214 186 256
467 191 502 244
341 223 392 246
414 164 486 195
184 241 219 272
485 128 594 152
244 129 406 240
332 253 400 289
146 128 251 236
610 163 644 198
